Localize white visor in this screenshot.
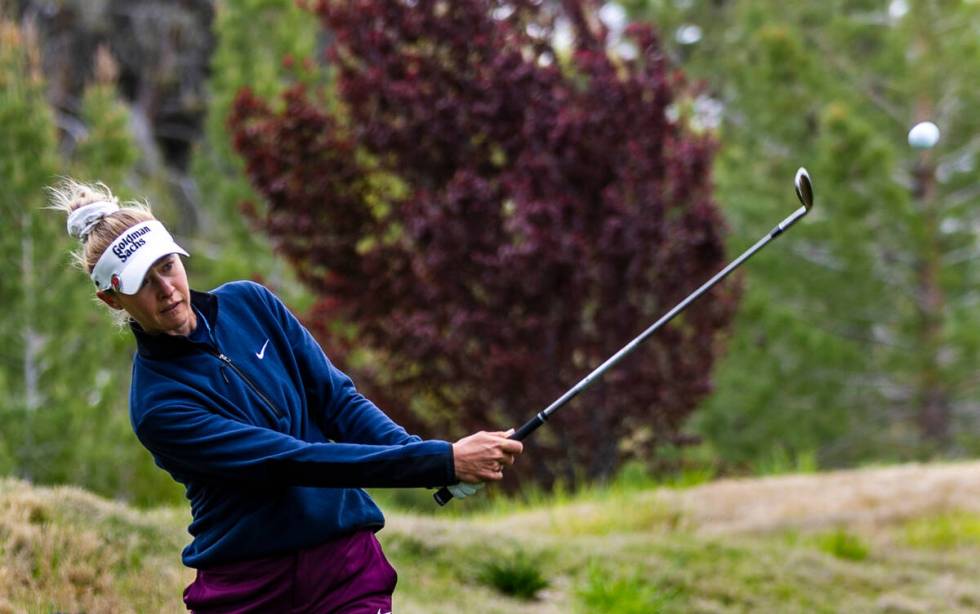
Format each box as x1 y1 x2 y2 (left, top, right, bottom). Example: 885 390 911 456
91 221 189 295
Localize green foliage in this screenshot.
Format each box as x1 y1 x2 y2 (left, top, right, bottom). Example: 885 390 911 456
0 18 77 484
475 548 549 600
0 19 182 507
611 460 660 490
902 512 980 549
72 69 139 186
365 486 448 515
0 3 324 508
66 75 186 506
629 0 980 468
576 561 685 613
189 0 320 302
752 446 818 476
611 458 717 490
815 528 870 561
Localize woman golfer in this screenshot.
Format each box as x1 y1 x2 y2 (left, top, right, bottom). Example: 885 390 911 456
53 179 523 613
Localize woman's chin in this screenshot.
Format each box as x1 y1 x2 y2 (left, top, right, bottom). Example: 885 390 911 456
160 303 194 336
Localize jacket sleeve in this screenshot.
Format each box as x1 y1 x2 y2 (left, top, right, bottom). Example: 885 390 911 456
254 283 437 449
135 402 455 488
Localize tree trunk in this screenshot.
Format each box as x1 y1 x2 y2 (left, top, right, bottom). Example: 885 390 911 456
911 150 949 447
21 221 39 480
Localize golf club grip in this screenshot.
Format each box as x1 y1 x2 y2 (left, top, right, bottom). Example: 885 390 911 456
433 486 454 506
433 414 547 506
511 413 546 441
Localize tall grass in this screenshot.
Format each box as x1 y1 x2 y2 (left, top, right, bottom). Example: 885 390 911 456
576 561 685 613
475 548 549 600
0 478 191 613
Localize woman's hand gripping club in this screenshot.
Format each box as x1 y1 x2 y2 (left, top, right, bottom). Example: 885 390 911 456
446 430 523 500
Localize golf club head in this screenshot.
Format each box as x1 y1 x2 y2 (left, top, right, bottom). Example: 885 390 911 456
794 167 814 211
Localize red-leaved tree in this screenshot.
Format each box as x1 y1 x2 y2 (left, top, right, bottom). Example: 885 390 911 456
230 0 740 489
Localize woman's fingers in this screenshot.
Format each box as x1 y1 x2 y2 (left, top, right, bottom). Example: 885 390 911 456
488 435 521 475
452 428 526 483
499 436 523 455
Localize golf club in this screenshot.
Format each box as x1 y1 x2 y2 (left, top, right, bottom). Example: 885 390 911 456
435 168 816 506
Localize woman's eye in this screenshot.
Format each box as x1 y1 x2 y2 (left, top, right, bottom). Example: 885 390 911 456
162 263 173 273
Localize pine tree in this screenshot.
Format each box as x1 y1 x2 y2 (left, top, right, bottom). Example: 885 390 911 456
188 0 320 299
0 18 64 478
628 0 980 464
66 45 185 505
0 20 181 504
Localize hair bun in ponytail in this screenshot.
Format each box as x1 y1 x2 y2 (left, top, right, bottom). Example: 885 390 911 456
66 200 120 241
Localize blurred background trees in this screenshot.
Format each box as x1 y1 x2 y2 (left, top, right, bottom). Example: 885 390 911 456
229 0 738 489
625 0 980 469
0 0 976 504
0 16 182 505
188 0 321 296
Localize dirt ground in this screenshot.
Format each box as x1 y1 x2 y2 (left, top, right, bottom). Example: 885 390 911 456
666 460 980 535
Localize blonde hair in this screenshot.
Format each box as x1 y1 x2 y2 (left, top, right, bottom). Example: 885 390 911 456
48 178 155 275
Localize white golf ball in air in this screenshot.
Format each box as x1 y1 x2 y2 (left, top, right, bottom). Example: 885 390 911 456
908 121 940 149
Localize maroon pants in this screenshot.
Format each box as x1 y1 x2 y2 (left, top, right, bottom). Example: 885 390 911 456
183 530 396 613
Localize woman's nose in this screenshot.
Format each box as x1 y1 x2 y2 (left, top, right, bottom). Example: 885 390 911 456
155 275 175 296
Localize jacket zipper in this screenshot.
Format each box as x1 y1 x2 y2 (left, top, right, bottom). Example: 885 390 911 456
212 351 286 420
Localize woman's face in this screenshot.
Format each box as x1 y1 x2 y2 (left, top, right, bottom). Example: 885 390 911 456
98 254 197 336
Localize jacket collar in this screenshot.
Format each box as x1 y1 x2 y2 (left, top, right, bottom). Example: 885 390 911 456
132 289 219 359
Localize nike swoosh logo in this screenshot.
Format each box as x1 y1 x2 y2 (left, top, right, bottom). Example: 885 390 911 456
256 339 270 360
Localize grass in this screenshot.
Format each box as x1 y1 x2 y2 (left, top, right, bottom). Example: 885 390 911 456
2 460 980 613
576 560 686 613
367 460 715 519
814 528 870 561
0 478 193 613
751 446 819 476
902 511 980 549
475 548 550 599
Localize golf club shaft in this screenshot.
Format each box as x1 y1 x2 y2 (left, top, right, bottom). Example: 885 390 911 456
434 204 809 506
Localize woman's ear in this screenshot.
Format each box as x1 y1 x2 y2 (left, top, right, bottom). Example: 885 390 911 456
96 290 124 310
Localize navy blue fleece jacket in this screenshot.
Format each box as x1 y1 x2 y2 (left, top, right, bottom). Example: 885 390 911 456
130 281 455 568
